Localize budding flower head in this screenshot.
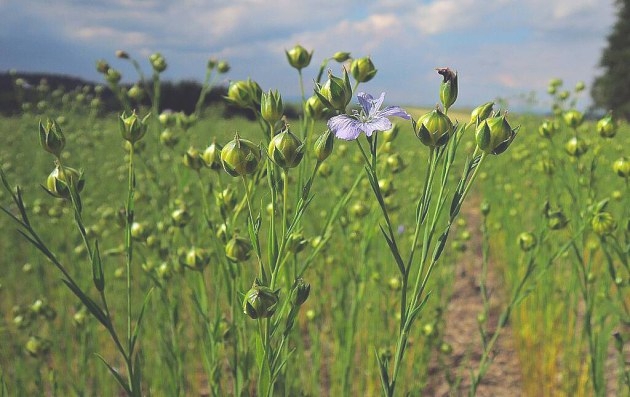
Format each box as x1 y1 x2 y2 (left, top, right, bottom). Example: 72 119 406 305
180 246 211 271
39 119 66 157
149 52 167 73
220 133 261 177
291 278 311 307
225 235 252 262
268 126 305 169
470 102 494 125
313 129 334 162
115 50 129 59
436 68 458 110
564 137 588 157
243 279 279 319
105 68 122 84
202 139 223 171
119 111 150 143
538 119 559 139
285 44 313 70
475 113 518 155
562 110 583 129
217 60 230 74
592 211 616 236
304 94 327 119
596 112 617 138
332 51 351 62
183 147 204 171
260 89 284 124
96 59 110 74
544 202 569 230
613 157 630 178
315 68 353 111
415 106 453 148
45 164 85 200
350 56 377 83
382 123 400 143
226 79 262 109
517 232 537 251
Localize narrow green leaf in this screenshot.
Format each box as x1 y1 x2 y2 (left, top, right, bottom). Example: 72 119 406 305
94 354 131 394
91 241 105 292
130 288 154 354
61 279 108 328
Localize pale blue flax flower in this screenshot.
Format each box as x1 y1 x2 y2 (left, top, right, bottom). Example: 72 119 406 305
327 92 411 140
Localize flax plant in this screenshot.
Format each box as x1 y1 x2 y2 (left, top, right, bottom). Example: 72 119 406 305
324 68 517 396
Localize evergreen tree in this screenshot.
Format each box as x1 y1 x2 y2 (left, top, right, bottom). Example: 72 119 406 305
591 0 630 119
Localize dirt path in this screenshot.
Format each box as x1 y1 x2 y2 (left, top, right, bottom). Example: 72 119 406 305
424 200 524 397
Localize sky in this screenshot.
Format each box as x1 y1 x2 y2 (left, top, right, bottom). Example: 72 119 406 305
0 0 617 112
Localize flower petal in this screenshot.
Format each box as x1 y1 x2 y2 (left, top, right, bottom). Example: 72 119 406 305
371 93 386 116
328 115 363 140
357 92 374 115
379 105 411 120
362 117 392 137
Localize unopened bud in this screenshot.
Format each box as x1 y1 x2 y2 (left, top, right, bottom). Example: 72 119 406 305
260 89 284 124
315 69 353 111
39 119 66 157
470 102 493 125
314 130 334 162
475 114 518 155
436 68 458 110
149 52 167 73
285 45 313 70
350 56 377 83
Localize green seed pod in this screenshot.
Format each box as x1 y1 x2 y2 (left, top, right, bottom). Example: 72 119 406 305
46 165 85 200
388 276 401 291
181 247 211 271
480 200 491 216
332 51 351 62
25 336 51 358
470 102 494 125
547 210 569 230
149 52 167 73
38 119 66 157
119 111 150 144
317 161 332 177
130 222 150 241
415 107 453 148
538 119 559 139
105 68 122 84
305 94 327 119
115 50 129 59
226 79 261 109
350 56 378 83
436 68 458 110
559 90 570 100
160 128 179 148
217 60 230 74
225 236 252 262
268 127 305 169
314 129 334 162
517 232 537 251
183 147 204 171
386 153 405 174
291 278 311 307
350 202 370 218
215 187 238 212
127 84 145 101
475 114 518 155
260 89 284 124
591 212 616 236
243 280 279 319
96 59 110 74
382 123 400 143
202 139 223 171
221 134 261 177
378 178 395 197
315 69 353 111
596 113 617 138
575 81 585 92
613 157 630 178
562 110 583 129
287 232 308 254
285 44 313 70
171 207 192 227
564 137 588 157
